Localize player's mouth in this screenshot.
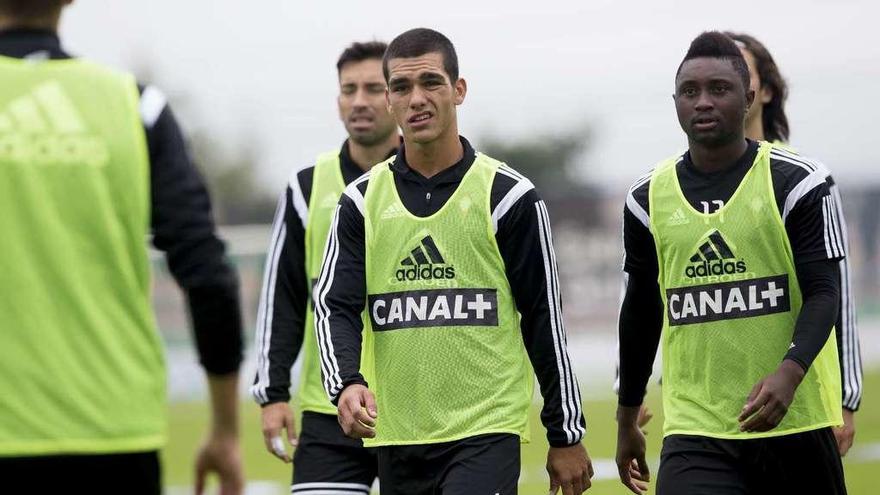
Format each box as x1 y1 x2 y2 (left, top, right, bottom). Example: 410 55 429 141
408 112 433 129
349 114 375 131
692 116 719 131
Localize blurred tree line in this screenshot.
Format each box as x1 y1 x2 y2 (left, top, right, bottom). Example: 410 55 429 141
140 62 599 226
479 128 601 227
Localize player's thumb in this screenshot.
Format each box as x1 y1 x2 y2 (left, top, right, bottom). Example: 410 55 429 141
194 460 207 495
547 479 560 495
285 415 298 447
363 389 378 418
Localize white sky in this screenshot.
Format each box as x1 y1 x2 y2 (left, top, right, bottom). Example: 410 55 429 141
61 0 879 192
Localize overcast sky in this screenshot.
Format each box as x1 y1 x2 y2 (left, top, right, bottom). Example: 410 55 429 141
61 0 879 191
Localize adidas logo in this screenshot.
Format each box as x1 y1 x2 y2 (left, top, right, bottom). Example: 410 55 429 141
684 230 747 278
395 235 455 282
381 202 407 220
0 81 109 167
668 208 690 226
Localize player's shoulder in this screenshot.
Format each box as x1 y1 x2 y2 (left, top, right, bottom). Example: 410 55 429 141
767 143 836 216
768 143 832 183
288 163 317 194
476 153 540 220
484 156 535 196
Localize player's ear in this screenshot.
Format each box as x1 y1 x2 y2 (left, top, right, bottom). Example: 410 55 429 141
745 88 756 112
759 85 773 105
454 78 467 105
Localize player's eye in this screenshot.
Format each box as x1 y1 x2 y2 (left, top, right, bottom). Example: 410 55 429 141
679 86 698 97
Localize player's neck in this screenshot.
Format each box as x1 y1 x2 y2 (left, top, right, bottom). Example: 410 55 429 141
745 114 765 142
349 134 399 172
0 13 62 32
404 128 463 179
688 137 749 174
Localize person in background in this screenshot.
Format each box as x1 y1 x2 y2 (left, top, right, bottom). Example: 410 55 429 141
616 31 847 494
614 31 863 458
251 40 399 494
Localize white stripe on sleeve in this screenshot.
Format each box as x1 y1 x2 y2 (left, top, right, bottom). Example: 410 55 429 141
139 85 167 129
289 171 309 228
313 205 344 400
781 169 827 222
250 194 289 404
535 200 585 443
492 175 535 233
829 184 862 409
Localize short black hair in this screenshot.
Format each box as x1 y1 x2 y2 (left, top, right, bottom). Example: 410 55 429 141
0 0 65 17
382 28 459 82
676 31 750 91
336 41 388 75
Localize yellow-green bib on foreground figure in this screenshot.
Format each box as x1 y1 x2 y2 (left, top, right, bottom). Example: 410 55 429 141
362 153 533 446
649 141 842 439
0 56 163 455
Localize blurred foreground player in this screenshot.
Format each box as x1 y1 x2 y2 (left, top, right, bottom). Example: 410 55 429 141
251 40 398 493
315 28 592 494
616 32 846 494
0 1 244 494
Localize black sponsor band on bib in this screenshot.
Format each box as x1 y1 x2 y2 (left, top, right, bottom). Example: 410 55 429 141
368 288 498 331
666 274 790 326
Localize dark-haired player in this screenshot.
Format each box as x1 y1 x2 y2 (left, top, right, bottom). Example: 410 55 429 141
250 41 398 493
315 28 592 494
615 32 864 458
0 1 244 494
616 31 847 494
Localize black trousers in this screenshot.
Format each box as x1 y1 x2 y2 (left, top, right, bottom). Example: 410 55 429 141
0 451 160 494
657 427 846 495
291 411 378 494
376 433 520 495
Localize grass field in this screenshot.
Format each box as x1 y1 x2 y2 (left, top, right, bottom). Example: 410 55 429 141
163 371 879 494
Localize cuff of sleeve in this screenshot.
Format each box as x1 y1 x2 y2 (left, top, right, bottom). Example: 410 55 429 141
330 376 368 406
782 355 809 374
548 436 583 448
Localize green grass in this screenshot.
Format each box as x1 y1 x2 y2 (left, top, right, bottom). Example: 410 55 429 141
163 371 879 494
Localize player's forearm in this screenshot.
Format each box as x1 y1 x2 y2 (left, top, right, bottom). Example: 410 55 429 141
252 189 310 404
187 283 244 375
617 271 663 407
498 196 585 447
313 196 367 403
784 259 840 371
207 372 240 437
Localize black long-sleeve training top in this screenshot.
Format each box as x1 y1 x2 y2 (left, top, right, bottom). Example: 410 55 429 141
312 137 586 447
250 140 392 405
0 28 244 374
617 140 862 410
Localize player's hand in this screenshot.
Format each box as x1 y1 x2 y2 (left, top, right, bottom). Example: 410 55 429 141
194 430 244 495
833 408 856 456
547 442 593 494
616 405 650 495
337 384 378 439
738 359 804 432
637 404 654 433
260 402 298 463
